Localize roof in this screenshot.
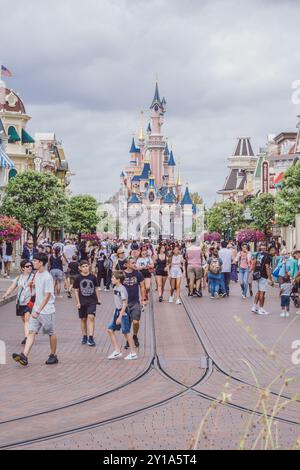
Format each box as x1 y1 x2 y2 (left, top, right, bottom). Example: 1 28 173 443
163 191 175 204
131 174 141 182
120 171 125 177
234 137 254 157
147 123 151 133
254 156 263 178
181 186 193 205
129 137 140 153
8 125 21 143
164 143 170 156
168 150 176 166
128 193 141 204
273 132 297 144
139 162 151 179
221 169 247 192
150 82 161 109
0 88 26 114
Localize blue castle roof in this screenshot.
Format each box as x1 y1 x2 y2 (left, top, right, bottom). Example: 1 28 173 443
129 137 140 154
128 193 141 204
164 143 170 156
139 162 151 180
181 186 193 205
168 150 176 166
163 191 175 204
150 82 161 109
147 123 151 133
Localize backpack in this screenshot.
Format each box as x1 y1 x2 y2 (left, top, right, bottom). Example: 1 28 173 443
209 258 221 274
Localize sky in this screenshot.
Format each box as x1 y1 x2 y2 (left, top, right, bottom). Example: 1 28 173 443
1 0 300 207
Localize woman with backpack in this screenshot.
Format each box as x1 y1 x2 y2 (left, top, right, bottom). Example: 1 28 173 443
206 247 223 299
2 260 35 344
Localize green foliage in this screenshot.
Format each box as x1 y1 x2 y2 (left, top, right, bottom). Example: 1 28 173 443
68 195 100 236
190 192 203 206
206 200 245 236
250 193 275 234
1 171 68 243
275 162 300 227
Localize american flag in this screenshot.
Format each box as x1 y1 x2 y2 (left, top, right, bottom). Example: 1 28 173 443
1 65 13 77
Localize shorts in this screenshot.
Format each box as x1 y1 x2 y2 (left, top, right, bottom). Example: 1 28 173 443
187 266 202 282
128 303 142 322
16 305 31 316
257 277 268 292
78 304 97 319
141 270 152 279
29 314 55 335
155 270 168 277
50 269 64 281
3 255 12 263
281 295 290 308
108 308 131 334
69 275 77 284
170 267 183 279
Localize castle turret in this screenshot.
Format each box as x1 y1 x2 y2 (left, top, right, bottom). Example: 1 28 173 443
167 148 176 187
148 82 165 186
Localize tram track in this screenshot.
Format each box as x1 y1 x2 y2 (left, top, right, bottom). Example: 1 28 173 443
1 287 300 449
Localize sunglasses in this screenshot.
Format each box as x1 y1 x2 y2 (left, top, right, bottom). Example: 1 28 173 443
24 265 33 268
118 252 125 255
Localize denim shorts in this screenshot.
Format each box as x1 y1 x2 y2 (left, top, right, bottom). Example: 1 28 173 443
281 295 290 308
108 309 131 334
257 277 268 292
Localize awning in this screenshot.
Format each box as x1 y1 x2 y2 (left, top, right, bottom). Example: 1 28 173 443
8 126 21 143
0 147 14 168
274 172 284 184
21 128 35 144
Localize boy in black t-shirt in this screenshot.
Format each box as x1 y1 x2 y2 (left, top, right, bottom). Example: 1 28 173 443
73 260 101 346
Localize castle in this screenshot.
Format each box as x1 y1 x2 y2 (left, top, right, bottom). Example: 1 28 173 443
118 83 195 241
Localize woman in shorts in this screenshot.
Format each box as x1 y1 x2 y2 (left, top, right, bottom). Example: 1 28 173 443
2 260 34 344
136 247 154 303
154 244 168 302
168 246 184 305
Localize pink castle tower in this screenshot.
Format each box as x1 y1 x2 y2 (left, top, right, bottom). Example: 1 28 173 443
148 82 166 186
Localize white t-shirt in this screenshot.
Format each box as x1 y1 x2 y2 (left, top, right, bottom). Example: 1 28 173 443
63 244 77 263
33 270 55 315
219 248 232 273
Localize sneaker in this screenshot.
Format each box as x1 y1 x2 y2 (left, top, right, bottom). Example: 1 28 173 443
21 337 27 345
258 308 269 315
285 312 290 317
242 294 246 300
188 292 193 297
87 337 96 347
81 335 88 345
280 312 286 317
220 293 227 298
124 352 138 360
296 310 300 315
133 335 140 347
210 295 215 299
169 296 174 303
159 296 163 302
67 291 72 299
45 354 58 365
251 305 259 313
195 290 203 298
108 350 122 359
214 293 219 299
249 289 253 297
124 341 129 350
12 352 28 366
176 298 182 305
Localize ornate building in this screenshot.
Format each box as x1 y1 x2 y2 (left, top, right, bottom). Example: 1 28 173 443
218 137 257 202
118 83 194 240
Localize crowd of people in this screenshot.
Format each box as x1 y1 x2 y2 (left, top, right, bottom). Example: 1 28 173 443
2 236 300 367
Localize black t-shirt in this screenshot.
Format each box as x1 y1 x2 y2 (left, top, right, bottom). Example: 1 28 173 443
115 259 127 271
123 270 144 305
68 261 79 276
73 274 99 306
6 243 13 256
256 253 272 279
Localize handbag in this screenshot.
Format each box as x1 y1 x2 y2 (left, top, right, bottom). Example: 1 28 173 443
26 272 36 310
253 271 262 281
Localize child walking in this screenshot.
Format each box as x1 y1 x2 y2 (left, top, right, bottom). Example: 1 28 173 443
107 271 137 360
73 260 101 346
280 273 292 318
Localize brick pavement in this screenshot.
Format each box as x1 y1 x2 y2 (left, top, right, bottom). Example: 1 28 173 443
1 279 300 450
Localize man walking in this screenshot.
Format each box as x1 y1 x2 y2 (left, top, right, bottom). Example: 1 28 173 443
186 239 203 297
12 253 58 366
251 243 274 315
219 241 232 297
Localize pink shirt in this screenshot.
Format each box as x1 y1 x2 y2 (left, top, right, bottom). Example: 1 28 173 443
186 246 201 268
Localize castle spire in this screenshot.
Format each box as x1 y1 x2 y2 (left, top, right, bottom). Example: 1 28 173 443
150 81 161 109
138 110 145 141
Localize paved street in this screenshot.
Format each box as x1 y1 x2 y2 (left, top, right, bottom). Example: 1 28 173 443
0 282 300 450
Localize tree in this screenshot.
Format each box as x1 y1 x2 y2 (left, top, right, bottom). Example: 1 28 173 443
205 200 245 239
250 193 275 235
1 171 68 245
275 161 300 227
190 192 203 206
67 195 100 238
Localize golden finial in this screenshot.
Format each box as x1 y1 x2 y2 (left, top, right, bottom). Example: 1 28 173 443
177 160 182 186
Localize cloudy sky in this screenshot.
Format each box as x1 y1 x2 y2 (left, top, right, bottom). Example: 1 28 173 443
1 0 300 206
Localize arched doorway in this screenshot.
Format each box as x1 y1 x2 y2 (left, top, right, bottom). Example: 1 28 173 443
142 221 160 241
